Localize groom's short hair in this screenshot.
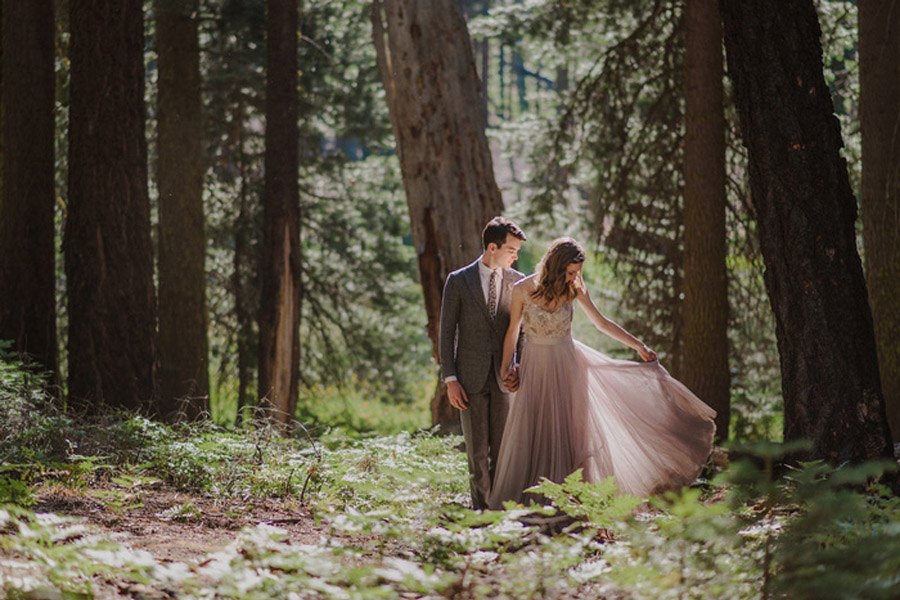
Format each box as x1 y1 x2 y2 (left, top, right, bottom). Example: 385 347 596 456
482 217 526 249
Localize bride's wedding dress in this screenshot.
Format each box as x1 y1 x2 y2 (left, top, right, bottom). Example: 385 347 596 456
488 293 717 508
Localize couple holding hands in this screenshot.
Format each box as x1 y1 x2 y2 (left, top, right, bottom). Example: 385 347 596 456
439 217 716 510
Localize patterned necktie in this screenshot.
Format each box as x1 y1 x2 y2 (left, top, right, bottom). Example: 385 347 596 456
488 270 499 319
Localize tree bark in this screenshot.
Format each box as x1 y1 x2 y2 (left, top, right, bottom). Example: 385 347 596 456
0 0 57 378
1 3 3 245
480 38 489 129
681 0 729 441
66 0 157 412
371 0 505 429
720 0 893 462
859 0 900 444
155 0 209 420
234 99 256 426
257 0 301 428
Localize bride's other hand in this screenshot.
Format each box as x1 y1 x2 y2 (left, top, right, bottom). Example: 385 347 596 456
638 344 657 362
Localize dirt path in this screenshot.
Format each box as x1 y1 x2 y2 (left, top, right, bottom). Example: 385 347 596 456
33 483 327 564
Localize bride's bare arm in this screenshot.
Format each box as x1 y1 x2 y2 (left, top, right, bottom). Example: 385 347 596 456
575 281 657 361
501 285 526 373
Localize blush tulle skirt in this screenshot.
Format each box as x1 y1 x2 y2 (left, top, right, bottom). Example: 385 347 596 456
488 336 717 508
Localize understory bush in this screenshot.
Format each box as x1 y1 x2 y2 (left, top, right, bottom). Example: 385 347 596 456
0 344 71 466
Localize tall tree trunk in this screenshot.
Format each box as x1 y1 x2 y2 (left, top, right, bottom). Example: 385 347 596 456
859 0 900 444
477 0 491 128
155 0 209 420
371 0 505 429
720 0 893 463
0 0 57 378
65 0 157 412
0 3 3 244
257 0 301 428
681 0 729 440
234 99 255 426
480 38 489 129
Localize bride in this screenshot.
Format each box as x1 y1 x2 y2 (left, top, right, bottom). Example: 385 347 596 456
488 238 716 508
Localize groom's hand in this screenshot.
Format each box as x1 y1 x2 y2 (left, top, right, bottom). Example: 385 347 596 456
503 367 520 392
447 380 469 410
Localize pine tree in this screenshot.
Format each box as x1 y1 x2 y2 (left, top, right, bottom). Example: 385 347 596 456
681 0 730 440
65 0 157 412
859 0 900 443
0 0 57 378
372 0 504 428
720 0 893 462
155 0 209 420
257 0 301 427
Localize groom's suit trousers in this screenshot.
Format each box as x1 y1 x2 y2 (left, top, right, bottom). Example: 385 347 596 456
459 361 511 510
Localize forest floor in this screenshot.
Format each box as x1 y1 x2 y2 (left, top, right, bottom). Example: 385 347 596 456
16 476 616 600
33 482 322 563
2 422 898 599
0 428 490 598
20 482 330 598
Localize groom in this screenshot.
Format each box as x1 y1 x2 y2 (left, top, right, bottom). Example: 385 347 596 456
439 216 526 509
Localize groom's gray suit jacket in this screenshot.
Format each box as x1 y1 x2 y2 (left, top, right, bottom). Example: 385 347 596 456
439 259 524 394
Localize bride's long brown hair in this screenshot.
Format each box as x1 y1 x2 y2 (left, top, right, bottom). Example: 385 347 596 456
530 238 586 307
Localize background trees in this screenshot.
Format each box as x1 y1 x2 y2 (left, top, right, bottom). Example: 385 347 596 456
372 0 505 428
0 0 56 379
200 0 267 424
155 0 209 420
257 0 301 426
65 0 157 412
720 0 893 462
0 0 892 463
859 0 900 442
682 0 729 439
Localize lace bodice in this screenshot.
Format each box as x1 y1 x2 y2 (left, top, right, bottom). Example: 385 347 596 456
522 293 573 341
